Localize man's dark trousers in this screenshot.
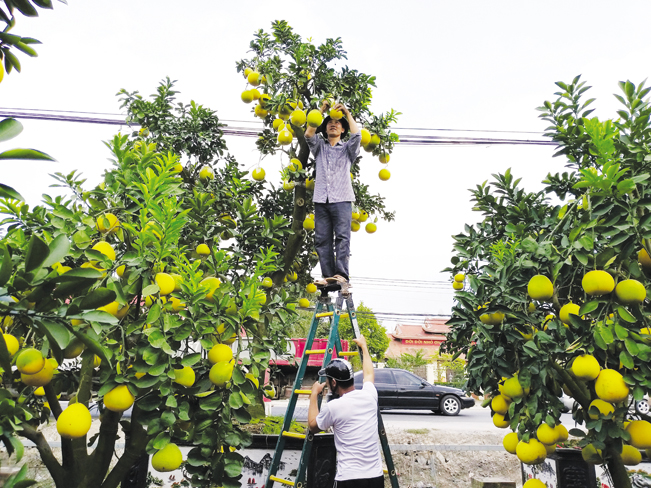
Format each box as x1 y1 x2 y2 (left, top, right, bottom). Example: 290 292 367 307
314 201 352 280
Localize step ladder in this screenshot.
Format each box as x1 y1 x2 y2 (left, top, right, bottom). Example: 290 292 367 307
265 284 399 488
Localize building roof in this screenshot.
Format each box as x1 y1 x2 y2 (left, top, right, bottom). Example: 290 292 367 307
384 318 450 359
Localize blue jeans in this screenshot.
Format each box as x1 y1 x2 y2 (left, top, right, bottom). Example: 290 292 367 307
314 202 352 280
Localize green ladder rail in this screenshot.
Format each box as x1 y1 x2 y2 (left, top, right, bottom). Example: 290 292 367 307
265 286 399 488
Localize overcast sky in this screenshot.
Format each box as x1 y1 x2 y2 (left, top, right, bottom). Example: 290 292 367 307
3 0 651 330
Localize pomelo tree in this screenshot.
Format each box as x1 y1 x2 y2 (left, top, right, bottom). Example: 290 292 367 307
443 76 651 488
0 20 397 488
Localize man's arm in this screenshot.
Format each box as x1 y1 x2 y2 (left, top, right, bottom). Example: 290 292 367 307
353 335 374 383
304 99 330 139
337 103 359 134
308 380 326 432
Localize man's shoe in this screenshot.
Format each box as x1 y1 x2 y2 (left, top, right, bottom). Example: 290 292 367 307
313 278 328 287
327 275 351 286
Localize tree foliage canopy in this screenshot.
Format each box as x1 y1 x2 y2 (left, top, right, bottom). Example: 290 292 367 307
443 76 651 488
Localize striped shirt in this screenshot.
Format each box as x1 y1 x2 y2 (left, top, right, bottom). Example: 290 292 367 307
306 131 361 203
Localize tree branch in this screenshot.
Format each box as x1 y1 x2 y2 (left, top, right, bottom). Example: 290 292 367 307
20 424 66 487
44 383 62 419
82 410 122 488
552 361 590 409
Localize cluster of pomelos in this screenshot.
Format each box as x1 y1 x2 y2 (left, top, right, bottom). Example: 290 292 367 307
485 263 651 466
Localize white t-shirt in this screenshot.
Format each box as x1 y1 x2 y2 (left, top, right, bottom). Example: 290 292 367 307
316 382 383 481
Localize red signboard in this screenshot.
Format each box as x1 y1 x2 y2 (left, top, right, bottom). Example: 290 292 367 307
402 339 442 345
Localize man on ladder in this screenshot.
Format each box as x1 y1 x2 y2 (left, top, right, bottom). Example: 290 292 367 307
307 335 384 488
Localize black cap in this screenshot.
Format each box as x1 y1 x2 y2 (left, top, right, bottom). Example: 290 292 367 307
318 358 354 381
316 115 349 139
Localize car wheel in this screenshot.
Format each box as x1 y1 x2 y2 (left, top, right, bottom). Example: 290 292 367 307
440 395 461 416
636 399 650 415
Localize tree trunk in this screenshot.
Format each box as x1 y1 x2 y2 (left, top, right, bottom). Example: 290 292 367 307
605 445 632 488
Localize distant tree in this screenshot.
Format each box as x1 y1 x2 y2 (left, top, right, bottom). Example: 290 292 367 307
385 349 429 372
336 302 389 362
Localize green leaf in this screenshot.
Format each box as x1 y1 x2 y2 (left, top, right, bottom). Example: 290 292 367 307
199 393 223 410
625 338 640 356
229 392 244 409
619 350 634 369
0 183 24 201
42 235 70 268
181 353 201 367
0 246 13 287
36 319 70 349
70 329 111 366
0 148 55 161
615 325 629 340
616 306 637 323
0 118 23 142
79 288 116 310
579 301 599 315
232 407 251 423
79 310 119 324
138 395 162 412
0 333 14 379
24 234 49 273
578 235 594 251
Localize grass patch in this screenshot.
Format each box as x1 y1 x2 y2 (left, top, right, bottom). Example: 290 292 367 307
405 428 429 435
248 416 305 435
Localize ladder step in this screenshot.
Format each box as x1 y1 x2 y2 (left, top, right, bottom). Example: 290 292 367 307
340 313 349 319
338 351 359 356
269 475 295 486
305 349 326 354
282 431 307 440
316 311 333 318
294 389 312 395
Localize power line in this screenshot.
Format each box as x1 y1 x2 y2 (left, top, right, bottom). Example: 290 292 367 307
0 109 555 146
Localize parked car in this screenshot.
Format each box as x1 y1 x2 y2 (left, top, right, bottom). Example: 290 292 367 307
353 368 474 416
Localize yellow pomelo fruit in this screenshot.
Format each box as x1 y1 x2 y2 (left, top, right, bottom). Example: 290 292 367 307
492 413 510 428
351 221 360 232
303 218 315 231
290 109 306 126
638 248 651 268
288 158 302 171
366 134 381 150
196 243 210 256
200 277 221 302
209 361 234 387
104 385 135 412
98 301 119 317
277 130 293 145
57 403 92 439
360 128 371 146
247 71 261 86
454 273 465 282
491 395 510 415
34 386 45 396
527 275 553 301
581 444 603 464
241 90 254 103
582 270 615 296
559 302 580 325
329 107 343 119
169 274 183 292
261 277 273 288
595 369 629 403
379 169 391 181
254 104 268 118
615 279 646 305
199 167 214 181
528 302 537 313
621 445 642 465
306 283 317 294
588 399 614 419
366 222 377 234
155 273 175 296
63 338 85 359
554 424 568 442
208 344 233 364
252 167 265 181
523 479 546 488
358 210 369 222
116 265 126 277
21 357 54 387
169 297 185 312
173 366 196 387
307 109 323 128
626 420 651 449
97 213 119 234
298 298 310 308
243 67 253 77
502 376 524 399
2 334 19 356
452 281 464 290
503 432 519 454
92 241 116 261
536 423 558 445
93 355 102 368
379 152 390 164
152 443 183 472
516 439 547 465
305 178 315 190
272 118 284 131
571 354 600 380
16 348 45 374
